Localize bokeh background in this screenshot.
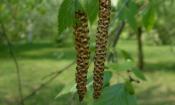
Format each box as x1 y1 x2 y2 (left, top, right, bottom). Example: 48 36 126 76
0 0 175 105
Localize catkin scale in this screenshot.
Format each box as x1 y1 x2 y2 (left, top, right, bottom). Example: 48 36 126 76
93 0 111 99
74 11 90 101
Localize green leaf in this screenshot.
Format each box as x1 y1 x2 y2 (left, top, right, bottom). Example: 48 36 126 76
103 71 112 88
124 80 135 95
128 0 139 16
117 0 128 21
75 0 83 11
79 0 99 24
118 7 127 21
142 5 156 31
110 60 134 72
132 68 146 81
58 0 75 35
55 83 76 98
56 75 93 98
126 11 137 30
120 50 133 60
119 0 138 30
84 0 99 24
94 84 138 105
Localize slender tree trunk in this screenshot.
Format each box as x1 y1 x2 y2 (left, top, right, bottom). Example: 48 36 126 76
137 27 144 70
108 21 125 62
27 19 33 44
112 21 125 47
1 24 25 105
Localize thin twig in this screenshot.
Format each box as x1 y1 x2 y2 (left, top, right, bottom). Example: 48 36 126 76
42 61 75 80
127 70 140 83
1 24 25 105
112 21 125 48
108 21 125 62
23 61 75 100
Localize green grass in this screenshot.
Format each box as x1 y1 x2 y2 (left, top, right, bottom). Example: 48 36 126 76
0 40 175 105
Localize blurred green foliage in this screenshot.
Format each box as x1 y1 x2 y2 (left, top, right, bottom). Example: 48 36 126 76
0 0 60 42
0 40 175 105
0 0 175 105
0 0 174 45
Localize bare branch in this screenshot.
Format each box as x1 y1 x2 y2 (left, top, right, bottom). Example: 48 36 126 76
23 61 75 100
1 24 25 105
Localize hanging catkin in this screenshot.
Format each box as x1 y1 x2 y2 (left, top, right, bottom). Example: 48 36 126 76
74 11 90 101
93 0 111 99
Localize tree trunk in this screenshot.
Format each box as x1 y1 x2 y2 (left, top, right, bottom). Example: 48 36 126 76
27 19 33 44
112 21 125 47
137 27 144 70
108 21 125 62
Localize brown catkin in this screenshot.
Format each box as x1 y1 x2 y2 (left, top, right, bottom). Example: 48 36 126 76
74 11 90 101
93 0 111 99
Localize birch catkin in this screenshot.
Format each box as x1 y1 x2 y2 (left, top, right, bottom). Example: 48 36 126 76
74 11 90 101
93 0 111 99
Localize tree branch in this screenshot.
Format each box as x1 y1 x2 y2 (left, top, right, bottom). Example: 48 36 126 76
1 24 25 105
112 21 125 48
137 27 144 70
23 61 75 100
108 21 125 62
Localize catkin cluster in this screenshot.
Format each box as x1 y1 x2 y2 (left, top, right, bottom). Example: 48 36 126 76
93 0 111 99
74 11 90 101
